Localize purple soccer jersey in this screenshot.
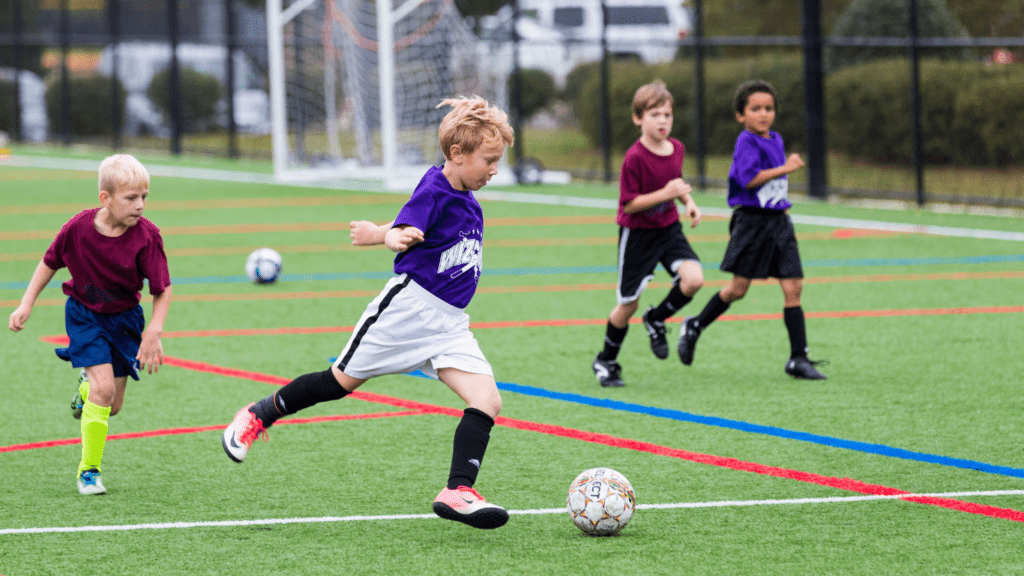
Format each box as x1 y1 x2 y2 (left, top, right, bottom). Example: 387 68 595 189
616 138 684 230
727 130 792 211
392 166 484 309
43 208 171 314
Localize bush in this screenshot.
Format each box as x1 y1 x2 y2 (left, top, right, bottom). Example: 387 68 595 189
827 59 1024 166
508 68 556 121
44 74 127 137
561 61 601 103
572 54 805 156
827 0 973 72
148 67 222 132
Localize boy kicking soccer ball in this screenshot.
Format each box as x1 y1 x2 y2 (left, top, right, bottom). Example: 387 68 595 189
8 154 172 494
222 96 514 529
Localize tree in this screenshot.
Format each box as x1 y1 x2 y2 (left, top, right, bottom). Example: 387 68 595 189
826 0 972 72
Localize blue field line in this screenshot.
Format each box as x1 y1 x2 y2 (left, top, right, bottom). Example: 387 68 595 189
4 254 1023 291
396 370 1024 479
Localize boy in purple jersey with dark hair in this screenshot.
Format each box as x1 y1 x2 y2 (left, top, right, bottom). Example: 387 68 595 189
591 80 704 388
678 79 827 380
222 96 515 530
9 153 173 495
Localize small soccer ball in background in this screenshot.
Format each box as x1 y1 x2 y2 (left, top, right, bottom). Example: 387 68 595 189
245 248 282 284
567 467 636 535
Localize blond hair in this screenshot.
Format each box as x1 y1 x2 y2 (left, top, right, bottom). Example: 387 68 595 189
98 154 150 196
631 80 674 119
436 96 514 161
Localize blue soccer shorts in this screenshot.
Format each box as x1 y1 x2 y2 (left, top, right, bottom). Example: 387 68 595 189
55 297 145 380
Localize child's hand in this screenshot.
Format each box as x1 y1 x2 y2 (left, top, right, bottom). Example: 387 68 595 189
136 331 164 375
666 178 692 199
385 226 425 253
350 220 382 246
685 202 702 228
785 153 805 171
8 305 31 332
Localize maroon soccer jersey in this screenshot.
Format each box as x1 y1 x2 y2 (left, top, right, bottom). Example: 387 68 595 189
616 138 684 230
43 208 171 314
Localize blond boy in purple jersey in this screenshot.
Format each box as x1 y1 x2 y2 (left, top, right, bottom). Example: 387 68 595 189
222 97 514 529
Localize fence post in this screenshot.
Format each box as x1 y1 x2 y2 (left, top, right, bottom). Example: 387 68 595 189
511 0 523 182
909 0 925 206
108 0 121 148
168 0 182 155
225 0 238 159
60 0 71 146
800 0 826 199
692 0 706 189
12 0 24 142
600 0 611 183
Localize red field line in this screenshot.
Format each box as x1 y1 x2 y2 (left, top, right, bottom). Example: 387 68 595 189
17 355 1019 524
8 270 1023 310
33 304 1024 346
0 412 425 455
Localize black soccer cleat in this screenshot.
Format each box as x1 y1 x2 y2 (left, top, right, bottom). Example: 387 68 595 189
592 355 625 388
641 306 669 360
785 357 828 380
677 317 701 366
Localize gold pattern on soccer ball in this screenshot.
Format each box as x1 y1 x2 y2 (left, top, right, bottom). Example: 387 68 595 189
567 467 636 535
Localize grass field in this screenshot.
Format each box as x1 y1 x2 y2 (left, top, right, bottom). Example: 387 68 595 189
1 157 1023 575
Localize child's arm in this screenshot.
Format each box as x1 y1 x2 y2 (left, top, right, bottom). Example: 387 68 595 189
350 220 394 246
8 260 57 332
137 286 172 374
384 225 425 253
678 185 702 229
622 178 692 214
746 153 804 189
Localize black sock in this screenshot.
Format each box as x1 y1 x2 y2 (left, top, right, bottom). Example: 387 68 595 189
649 284 693 322
784 306 808 359
598 321 628 361
694 292 731 332
249 369 348 427
448 408 494 490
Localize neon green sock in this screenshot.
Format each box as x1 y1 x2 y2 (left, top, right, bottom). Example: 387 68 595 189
79 401 111 475
79 379 89 403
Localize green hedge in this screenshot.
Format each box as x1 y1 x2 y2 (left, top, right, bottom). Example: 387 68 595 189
573 56 1024 167
573 55 805 156
828 59 1024 166
508 68 556 121
148 67 222 132
44 74 126 137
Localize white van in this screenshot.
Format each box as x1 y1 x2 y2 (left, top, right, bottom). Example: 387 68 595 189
479 0 690 86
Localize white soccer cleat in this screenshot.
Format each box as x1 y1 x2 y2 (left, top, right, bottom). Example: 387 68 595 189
77 468 106 495
432 486 509 529
222 403 267 463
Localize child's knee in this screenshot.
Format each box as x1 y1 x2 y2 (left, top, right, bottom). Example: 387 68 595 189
679 275 704 296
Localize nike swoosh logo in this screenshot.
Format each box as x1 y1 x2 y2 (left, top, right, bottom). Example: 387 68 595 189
228 433 243 450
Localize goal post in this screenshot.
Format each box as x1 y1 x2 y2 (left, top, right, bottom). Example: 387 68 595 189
265 0 512 190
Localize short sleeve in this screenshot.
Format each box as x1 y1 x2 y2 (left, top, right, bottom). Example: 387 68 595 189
394 185 438 234
618 152 643 210
731 135 762 189
42 221 70 271
139 229 172 295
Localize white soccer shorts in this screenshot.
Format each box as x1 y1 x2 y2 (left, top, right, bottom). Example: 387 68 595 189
333 274 493 380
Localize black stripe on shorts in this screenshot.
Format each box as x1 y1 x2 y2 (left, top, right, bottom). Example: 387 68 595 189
338 276 412 370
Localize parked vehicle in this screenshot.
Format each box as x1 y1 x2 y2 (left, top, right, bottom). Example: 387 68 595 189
478 0 690 86
96 42 271 136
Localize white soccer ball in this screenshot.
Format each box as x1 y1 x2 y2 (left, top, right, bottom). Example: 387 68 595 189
245 248 282 284
566 467 636 535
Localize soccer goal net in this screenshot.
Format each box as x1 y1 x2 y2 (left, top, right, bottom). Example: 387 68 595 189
266 0 511 190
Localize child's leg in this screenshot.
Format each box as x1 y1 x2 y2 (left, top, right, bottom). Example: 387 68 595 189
79 364 118 475
678 275 751 366
648 260 704 323
250 365 362 428
437 367 501 489
599 301 638 361
780 278 808 358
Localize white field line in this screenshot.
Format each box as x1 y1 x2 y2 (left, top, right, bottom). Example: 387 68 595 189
6 155 1024 241
3 490 1022 536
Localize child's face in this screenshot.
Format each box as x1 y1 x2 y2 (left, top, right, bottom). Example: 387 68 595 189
449 140 506 191
634 101 673 143
100 187 148 227
736 91 776 137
